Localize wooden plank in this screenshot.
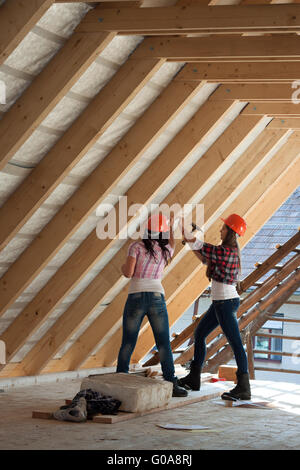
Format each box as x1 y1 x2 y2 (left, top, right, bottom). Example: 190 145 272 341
246 334 255 379
80 131 298 370
268 317 300 322
0 51 163 253
209 84 300 101
145 152 300 367
19 98 238 375
242 102 300 115
0 78 202 367
76 4 300 34
175 61 300 82
240 231 300 291
133 35 300 60
177 237 300 367
32 382 226 424
0 0 53 65
0 54 164 318
0 31 115 173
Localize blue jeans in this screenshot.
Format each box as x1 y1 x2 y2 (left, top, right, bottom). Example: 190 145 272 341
193 298 248 374
116 292 176 383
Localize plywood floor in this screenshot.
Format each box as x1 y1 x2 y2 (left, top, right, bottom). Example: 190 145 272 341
0 377 300 451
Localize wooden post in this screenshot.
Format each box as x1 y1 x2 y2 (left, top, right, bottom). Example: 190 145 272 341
246 331 255 380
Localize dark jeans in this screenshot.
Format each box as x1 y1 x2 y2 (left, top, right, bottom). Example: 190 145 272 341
116 292 176 383
193 298 248 374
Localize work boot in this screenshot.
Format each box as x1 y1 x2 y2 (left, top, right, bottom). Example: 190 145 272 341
172 378 188 397
177 361 201 391
221 372 251 401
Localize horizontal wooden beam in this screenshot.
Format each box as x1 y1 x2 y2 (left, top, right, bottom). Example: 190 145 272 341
76 5 300 34
175 61 300 82
209 84 299 101
133 35 300 60
0 0 53 65
242 101 300 115
268 118 300 129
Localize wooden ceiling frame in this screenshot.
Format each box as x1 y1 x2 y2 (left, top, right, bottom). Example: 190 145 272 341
0 111 270 377
14 100 258 375
0 76 205 364
1 0 299 379
97 143 300 368
41 129 297 373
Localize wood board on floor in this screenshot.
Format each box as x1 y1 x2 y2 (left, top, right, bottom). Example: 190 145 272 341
32 382 228 424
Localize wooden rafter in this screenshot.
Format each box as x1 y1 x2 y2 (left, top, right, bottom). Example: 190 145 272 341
0 48 164 254
76 4 300 35
0 75 203 362
204 268 300 373
128 145 300 366
0 0 53 65
45 130 298 373
2 95 240 373
3 113 264 375
0 31 115 172
145 245 300 367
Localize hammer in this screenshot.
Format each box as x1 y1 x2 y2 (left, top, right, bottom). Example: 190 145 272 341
182 222 203 245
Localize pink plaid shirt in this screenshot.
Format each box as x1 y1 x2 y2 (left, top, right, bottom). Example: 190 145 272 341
128 241 174 279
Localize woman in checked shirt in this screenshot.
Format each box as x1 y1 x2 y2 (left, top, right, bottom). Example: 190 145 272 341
178 214 251 401
116 213 188 398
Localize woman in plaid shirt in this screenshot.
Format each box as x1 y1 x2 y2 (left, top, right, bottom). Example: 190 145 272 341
178 214 251 401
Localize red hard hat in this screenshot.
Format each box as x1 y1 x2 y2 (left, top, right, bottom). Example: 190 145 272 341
221 214 247 236
148 213 169 233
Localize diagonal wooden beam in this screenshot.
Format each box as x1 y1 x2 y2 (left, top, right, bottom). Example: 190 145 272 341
4 113 263 376
93 139 300 369
176 249 300 367
132 35 300 61
204 268 300 373
176 62 300 83
0 0 53 65
0 75 203 360
15 99 246 375
0 31 115 172
45 127 293 372
145 249 300 367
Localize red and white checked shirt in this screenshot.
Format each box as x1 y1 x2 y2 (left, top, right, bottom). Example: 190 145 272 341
128 241 174 279
197 241 240 285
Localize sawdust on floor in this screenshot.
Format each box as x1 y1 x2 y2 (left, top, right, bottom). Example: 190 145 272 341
0 377 299 451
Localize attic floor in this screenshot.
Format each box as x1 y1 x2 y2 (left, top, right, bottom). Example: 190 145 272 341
0 376 299 451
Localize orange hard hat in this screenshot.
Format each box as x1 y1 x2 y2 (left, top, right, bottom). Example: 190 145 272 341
221 214 247 236
148 213 169 233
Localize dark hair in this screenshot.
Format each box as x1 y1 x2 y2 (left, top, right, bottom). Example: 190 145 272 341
142 230 171 266
221 226 238 248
